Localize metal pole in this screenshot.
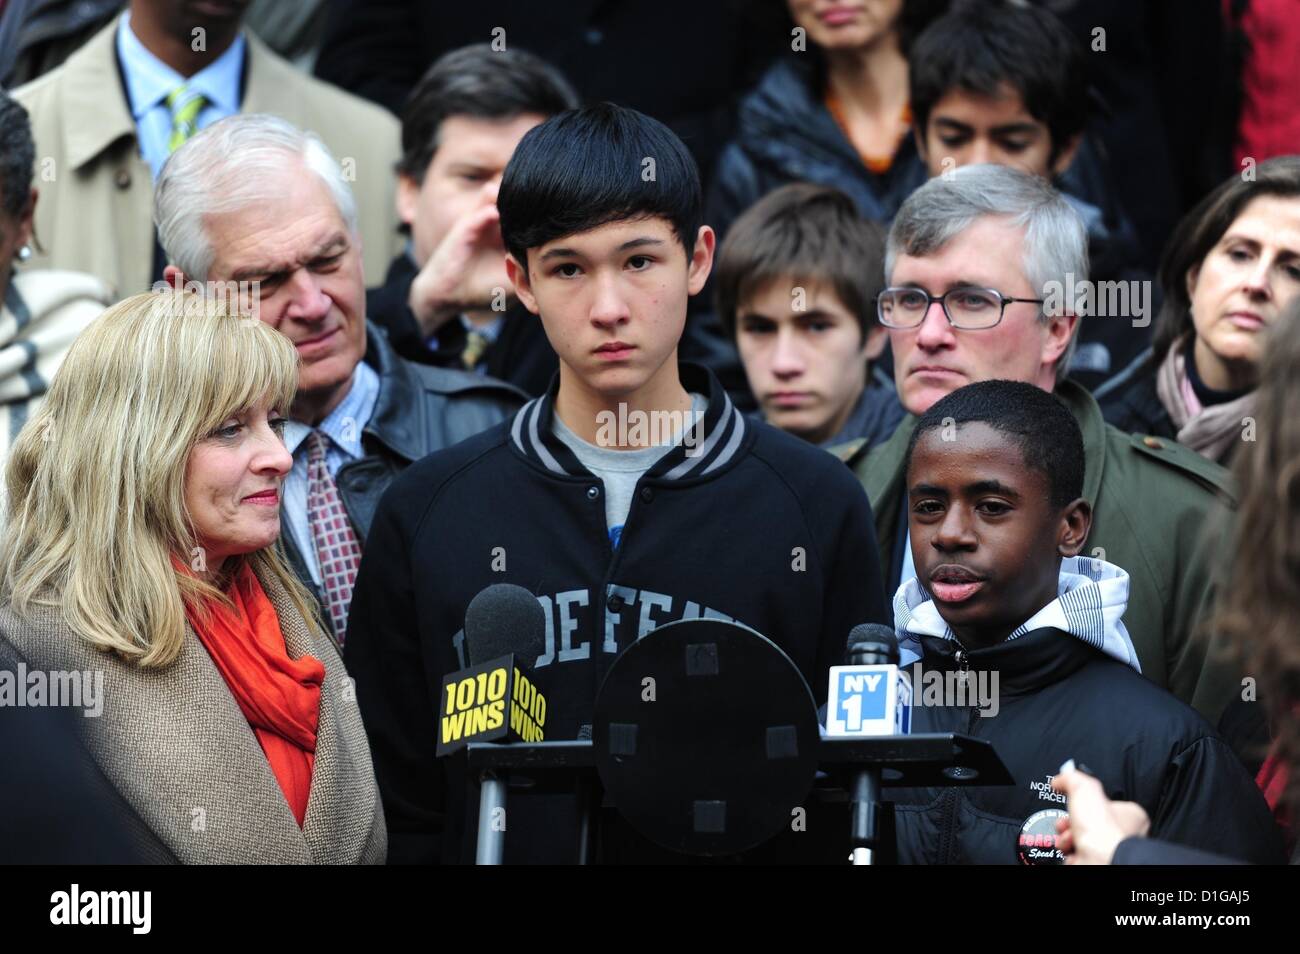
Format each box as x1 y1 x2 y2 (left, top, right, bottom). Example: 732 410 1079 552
476 773 507 865
850 768 880 866
575 777 593 865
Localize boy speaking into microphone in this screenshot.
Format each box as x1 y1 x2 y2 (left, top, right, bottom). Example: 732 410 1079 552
886 379 1281 865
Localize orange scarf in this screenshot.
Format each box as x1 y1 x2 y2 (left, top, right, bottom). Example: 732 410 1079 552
824 89 912 175
179 558 325 826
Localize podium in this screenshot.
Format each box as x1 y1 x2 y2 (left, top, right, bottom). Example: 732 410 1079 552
464 619 1012 864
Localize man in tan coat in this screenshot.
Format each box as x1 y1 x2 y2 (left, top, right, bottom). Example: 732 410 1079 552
14 2 401 298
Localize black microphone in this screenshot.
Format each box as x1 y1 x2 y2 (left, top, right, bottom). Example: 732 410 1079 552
827 622 912 865
845 623 900 667
828 623 911 736
464 583 547 665
437 584 550 756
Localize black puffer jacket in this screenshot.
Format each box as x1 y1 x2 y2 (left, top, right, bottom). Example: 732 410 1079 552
706 57 927 241
890 628 1284 865
1096 349 1172 438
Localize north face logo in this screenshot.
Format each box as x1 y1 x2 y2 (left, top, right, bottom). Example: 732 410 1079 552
1029 774 1067 804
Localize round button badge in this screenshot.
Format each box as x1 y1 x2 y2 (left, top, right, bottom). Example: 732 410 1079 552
1018 809 1067 865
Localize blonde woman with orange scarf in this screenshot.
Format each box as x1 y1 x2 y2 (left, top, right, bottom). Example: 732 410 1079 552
0 290 386 863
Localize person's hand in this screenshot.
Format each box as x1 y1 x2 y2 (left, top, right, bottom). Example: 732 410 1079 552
1052 768 1151 865
407 182 510 336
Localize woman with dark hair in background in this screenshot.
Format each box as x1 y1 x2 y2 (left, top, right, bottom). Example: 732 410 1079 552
706 0 949 243
1099 156 1300 465
0 88 110 464
1057 296 1300 865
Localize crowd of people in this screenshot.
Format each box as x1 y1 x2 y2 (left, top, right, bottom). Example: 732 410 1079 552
0 0 1297 866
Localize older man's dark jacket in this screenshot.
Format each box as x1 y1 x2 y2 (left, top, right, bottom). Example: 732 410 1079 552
281 325 525 640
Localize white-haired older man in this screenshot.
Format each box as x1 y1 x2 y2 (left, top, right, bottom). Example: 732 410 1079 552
840 164 1240 724
156 113 524 646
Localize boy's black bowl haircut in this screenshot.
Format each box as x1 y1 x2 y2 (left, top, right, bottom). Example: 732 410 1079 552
498 102 703 269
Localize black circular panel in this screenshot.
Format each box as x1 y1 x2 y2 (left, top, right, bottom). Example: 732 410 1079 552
593 619 820 857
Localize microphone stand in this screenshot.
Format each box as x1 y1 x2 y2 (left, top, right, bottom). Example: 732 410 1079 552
468 741 599 864
850 765 881 865
575 775 596 864
475 770 508 865
846 640 893 866
574 723 597 864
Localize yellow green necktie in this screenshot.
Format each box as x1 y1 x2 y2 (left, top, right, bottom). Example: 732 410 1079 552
462 329 491 370
165 84 208 153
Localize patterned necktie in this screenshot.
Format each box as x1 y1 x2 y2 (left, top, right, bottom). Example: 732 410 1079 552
462 329 491 370
165 84 208 153
305 430 362 645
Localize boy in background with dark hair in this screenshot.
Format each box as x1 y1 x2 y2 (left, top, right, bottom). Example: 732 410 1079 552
910 0 1087 185
714 182 904 449
888 378 1281 864
908 0 1152 392
346 103 887 863
367 44 580 395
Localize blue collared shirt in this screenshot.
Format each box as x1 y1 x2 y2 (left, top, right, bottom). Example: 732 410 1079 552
115 12 245 180
281 361 381 586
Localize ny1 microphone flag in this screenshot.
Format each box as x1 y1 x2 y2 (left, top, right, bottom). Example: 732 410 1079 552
436 656 547 756
825 664 912 737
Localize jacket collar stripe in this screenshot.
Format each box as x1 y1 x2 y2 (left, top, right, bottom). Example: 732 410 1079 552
510 398 536 455
527 398 567 474
511 364 748 482
663 390 737 480
700 407 747 477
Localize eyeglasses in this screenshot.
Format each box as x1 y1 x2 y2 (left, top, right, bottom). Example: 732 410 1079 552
876 286 1045 330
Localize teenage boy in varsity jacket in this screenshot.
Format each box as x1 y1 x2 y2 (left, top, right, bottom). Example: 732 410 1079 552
345 103 887 864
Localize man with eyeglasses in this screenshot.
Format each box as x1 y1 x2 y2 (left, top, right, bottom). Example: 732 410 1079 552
837 164 1242 727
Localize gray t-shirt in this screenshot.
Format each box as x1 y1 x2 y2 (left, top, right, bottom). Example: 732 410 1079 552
552 392 707 548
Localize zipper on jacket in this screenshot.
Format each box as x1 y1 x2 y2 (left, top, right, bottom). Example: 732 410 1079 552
936 787 959 864
954 648 971 685
939 648 982 864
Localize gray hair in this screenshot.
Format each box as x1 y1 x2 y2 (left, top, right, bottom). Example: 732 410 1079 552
154 113 359 281
884 164 1089 383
